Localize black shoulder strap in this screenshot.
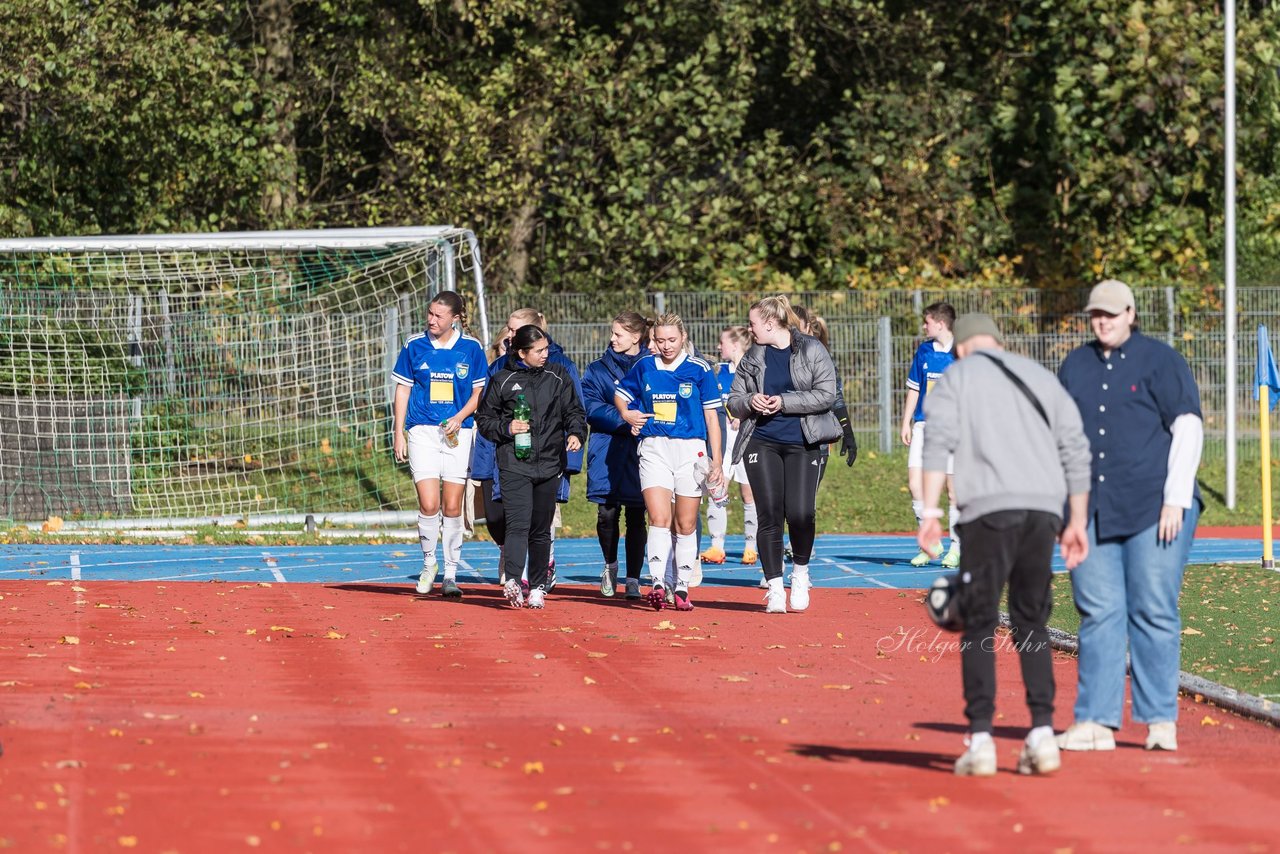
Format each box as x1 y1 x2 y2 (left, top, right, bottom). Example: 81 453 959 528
973 352 1050 428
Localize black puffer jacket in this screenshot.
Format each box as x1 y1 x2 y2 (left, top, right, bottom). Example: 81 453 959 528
477 359 587 482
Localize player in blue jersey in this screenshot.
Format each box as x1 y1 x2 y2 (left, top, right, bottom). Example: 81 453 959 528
391 291 489 598
900 302 960 568
614 314 725 611
700 325 758 568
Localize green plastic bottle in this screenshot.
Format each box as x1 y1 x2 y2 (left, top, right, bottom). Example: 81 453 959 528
513 394 532 460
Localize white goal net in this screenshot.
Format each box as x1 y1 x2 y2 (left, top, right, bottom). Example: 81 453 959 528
0 227 489 526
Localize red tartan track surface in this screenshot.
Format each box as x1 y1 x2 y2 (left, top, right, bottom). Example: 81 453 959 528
1 581 1277 853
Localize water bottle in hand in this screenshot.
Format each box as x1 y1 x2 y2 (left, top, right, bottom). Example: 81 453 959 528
513 394 532 460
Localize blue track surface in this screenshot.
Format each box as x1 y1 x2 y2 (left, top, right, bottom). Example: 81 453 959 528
0 535 1264 589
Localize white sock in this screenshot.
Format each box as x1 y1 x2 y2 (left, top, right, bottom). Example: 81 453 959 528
646 525 673 585
675 532 697 585
949 505 961 550
417 512 441 564
767 576 784 592
666 531 678 587
791 562 809 585
707 501 727 547
441 515 462 578
549 528 557 564
743 501 757 547
968 731 993 748
911 499 924 526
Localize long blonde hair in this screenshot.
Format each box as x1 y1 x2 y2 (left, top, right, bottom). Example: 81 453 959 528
751 295 802 331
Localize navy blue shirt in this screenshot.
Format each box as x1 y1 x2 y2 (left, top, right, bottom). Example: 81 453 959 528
1058 331 1201 539
752 344 807 445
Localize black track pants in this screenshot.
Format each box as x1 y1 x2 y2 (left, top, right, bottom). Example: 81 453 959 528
480 479 505 547
955 509 1059 734
499 470 558 591
742 437 825 581
596 503 647 579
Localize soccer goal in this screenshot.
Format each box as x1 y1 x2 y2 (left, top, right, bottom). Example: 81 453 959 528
0 227 489 528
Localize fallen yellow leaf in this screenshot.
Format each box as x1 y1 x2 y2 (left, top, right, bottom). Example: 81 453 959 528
1182 628 1204 636
60 635 80 645
654 620 676 631
269 626 295 633
823 684 854 690
324 630 346 639
523 761 544 774
720 675 749 683
1201 715 1220 727
583 676 597 685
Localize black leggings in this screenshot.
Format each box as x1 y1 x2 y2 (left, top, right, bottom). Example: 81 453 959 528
480 479 505 547
499 470 558 591
743 437 825 580
596 503 647 579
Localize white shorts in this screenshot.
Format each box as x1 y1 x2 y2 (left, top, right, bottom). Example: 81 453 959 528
639 436 707 499
724 423 749 485
407 424 474 484
907 421 954 475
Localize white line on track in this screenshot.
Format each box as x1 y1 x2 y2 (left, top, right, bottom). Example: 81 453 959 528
140 569 261 581
457 557 484 581
70 552 81 582
816 556 894 588
261 552 287 583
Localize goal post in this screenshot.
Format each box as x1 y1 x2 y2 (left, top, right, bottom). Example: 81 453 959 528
0 226 490 528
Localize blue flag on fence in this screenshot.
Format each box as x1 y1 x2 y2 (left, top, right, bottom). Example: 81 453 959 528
1257 325 1280 410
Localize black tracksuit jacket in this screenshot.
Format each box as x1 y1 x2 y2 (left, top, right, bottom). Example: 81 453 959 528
476 359 588 482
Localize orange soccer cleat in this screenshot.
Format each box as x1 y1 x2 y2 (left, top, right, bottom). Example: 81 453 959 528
740 547 758 566
699 545 727 564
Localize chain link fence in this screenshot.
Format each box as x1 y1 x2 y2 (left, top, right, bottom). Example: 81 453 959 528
483 287 1277 459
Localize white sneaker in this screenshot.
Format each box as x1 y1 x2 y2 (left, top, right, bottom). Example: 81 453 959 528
789 568 811 611
1145 721 1178 751
688 560 703 587
764 578 786 614
1017 728 1061 775
1056 721 1116 751
503 578 524 609
758 571 769 589
527 587 546 609
416 558 438 594
954 734 997 777
600 565 617 598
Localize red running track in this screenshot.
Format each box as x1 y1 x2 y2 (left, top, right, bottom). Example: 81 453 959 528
1 580 1277 853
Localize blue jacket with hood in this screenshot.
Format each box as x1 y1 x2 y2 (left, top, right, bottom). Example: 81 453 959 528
581 346 646 506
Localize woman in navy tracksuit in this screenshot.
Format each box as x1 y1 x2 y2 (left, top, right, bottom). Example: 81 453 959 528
582 311 651 600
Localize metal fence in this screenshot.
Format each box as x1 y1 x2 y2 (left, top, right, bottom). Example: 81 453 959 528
483 287 1279 459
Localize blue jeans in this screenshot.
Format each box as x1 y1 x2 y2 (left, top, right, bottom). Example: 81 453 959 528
1070 501 1200 727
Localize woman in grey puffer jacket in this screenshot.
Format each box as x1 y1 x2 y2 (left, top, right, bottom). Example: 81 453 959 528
727 296 841 614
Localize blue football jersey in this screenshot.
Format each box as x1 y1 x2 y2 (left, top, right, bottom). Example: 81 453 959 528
615 353 722 440
715 362 735 404
392 330 488 429
906 338 955 423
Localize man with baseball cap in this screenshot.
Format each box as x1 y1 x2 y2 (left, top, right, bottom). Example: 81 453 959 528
1057 279 1204 752
918 313 1093 776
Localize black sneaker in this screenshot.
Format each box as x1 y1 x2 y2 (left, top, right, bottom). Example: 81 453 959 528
441 577 463 598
